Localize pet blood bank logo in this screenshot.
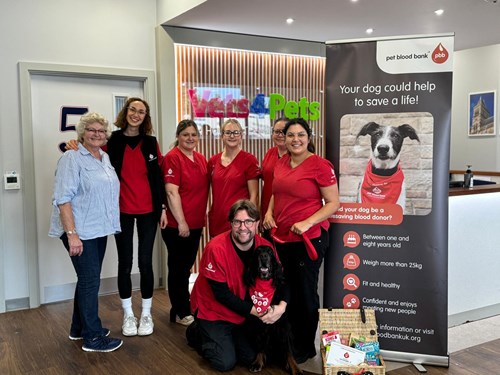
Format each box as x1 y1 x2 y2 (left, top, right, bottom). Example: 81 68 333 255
344 353 350 359
432 43 449 64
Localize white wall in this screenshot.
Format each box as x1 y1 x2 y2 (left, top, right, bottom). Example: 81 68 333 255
0 0 158 311
450 44 500 171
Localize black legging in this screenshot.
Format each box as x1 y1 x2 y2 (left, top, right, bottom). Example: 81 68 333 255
275 228 329 360
115 212 157 299
161 226 203 319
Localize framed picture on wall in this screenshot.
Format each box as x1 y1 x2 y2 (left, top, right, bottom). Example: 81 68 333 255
468 90 496 136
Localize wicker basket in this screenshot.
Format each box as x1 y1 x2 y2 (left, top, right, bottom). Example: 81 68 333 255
319 308 386 375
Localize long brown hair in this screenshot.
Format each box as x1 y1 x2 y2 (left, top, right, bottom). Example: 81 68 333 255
114 97 153 135
284 117 316 153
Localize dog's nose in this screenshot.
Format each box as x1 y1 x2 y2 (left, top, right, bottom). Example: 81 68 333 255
377 145 390 155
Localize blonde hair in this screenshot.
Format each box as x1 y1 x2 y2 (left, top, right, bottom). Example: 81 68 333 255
76 112 110 143
221 118 243 133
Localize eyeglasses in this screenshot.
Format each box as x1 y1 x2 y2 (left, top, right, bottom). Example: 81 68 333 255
273 129 285 136
128 107 147 116
231 219 256 228
222 130 242 137
85 128 107 135
286 132 308 138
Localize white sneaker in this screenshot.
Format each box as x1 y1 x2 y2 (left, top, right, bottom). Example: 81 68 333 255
138 314 154 336
176 315 194 326
122 315 138 336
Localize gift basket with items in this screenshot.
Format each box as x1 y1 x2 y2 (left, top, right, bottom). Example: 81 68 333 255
319 308 385 375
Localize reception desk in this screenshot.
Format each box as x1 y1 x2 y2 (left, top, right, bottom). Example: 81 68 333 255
448 184 500 326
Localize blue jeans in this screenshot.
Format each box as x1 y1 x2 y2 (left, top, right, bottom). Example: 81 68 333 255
61 234 107 341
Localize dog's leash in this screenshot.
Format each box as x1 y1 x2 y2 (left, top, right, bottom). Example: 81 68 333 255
270 228 318 261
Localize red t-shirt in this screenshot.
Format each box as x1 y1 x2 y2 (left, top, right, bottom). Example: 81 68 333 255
207 151 260 237
105 141 163 214
190 232 272 324
261 146 281 218
162 147 209 229
272 154 337 242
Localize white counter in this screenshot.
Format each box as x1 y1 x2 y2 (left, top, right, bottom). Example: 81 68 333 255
448 191 500 326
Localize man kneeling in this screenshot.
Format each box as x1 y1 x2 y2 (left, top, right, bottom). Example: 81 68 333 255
187 200 288 371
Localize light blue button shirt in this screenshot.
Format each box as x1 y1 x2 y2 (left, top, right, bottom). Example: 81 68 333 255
49 143 120 240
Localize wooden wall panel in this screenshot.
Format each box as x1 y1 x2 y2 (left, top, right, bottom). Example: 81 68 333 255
175 44 325 271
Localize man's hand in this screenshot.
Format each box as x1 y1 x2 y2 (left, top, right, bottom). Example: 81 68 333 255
259 301 286 324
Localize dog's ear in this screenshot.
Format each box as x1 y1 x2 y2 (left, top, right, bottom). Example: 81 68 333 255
357 122 380 138
271 250 285 289
398 124 420 142
244 249 258 287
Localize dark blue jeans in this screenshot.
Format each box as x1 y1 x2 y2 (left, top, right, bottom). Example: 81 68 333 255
115 212 157 299
61 234 107 341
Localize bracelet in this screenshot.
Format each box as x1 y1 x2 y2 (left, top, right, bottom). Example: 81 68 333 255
162 204 167 211
66 229 78 236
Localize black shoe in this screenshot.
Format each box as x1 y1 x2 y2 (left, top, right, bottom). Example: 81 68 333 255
82 336 123 352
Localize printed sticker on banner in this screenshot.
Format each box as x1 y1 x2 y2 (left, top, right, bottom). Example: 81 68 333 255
331 203 403 225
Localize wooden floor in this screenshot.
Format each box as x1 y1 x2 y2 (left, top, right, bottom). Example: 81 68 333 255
0 290 498 374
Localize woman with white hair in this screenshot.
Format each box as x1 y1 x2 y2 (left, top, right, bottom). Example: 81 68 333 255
49 112 122 352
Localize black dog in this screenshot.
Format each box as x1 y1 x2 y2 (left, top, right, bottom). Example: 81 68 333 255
244 246 302 375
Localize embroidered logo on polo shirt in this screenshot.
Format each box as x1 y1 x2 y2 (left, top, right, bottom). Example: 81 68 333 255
205 262 215 273
149 154 157 161
166 168 174 178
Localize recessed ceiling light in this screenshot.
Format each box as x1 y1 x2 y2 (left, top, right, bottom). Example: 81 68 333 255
435 9 444 15
366 28 374 34
286 18 294 24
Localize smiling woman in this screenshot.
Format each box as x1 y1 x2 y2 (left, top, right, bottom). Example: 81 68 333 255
48 112 123 353
207 118 261 238
104 97 167 337
263 118 340 363
161 119 209 326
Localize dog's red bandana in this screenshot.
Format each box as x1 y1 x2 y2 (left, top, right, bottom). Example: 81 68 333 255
360 161 404 204
249 279 275 315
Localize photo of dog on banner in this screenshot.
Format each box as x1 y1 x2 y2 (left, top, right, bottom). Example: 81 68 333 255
339 113 433 215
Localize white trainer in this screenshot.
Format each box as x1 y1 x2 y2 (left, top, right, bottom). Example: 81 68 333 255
176 315 194 326
122 315 138 336
138 314 154 336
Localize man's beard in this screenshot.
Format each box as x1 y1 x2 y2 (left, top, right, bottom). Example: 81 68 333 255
232 229 254 247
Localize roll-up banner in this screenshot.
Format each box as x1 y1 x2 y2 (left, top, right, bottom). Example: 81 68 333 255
324 34 453 366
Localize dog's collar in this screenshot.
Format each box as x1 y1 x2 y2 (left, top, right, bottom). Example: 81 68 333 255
371 163 399 176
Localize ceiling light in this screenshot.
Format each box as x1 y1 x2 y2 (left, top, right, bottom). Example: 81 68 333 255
286 18 294 24
434 9 444 16
366 28 374 34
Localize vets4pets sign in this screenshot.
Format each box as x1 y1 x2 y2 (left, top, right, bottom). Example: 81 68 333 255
324 34 453 367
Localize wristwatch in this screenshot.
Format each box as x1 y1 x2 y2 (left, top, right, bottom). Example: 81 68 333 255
66 229 78 236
